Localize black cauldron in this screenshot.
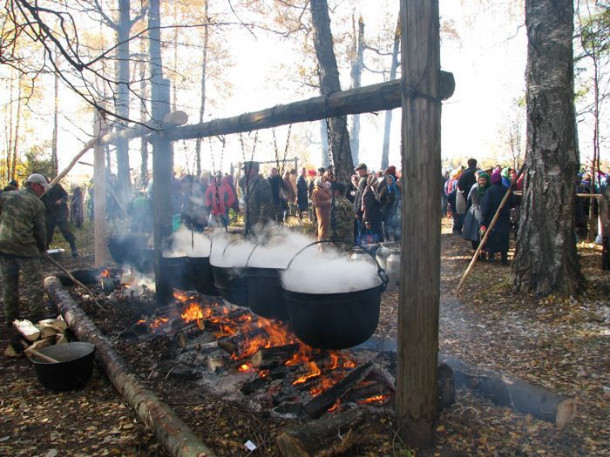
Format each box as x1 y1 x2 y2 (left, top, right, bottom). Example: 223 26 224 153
187 257 220 296
283 284 383 349
161 256 194 291
32 342 96 391
244 267 289 321
211 265 248 307
281 240 387 350
107 233 153 272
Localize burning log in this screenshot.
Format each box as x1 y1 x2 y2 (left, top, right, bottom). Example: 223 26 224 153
276 407 365 457
250 343 300 369
303 360 374 419
44 276 217 457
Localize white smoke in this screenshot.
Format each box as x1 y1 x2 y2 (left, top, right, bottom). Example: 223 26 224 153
281 245 382 294
163 226 212 257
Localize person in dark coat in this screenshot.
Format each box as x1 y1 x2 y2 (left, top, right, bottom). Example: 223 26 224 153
296 167 309 221
462 172 490 259
361 174 384 244
456 158 478 226
480 171 515 265
70 187 85 229
42 179 78 258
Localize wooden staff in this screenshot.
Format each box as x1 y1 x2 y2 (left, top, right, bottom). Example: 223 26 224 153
456 164 526 293
43 253 107 311
25 347 60 363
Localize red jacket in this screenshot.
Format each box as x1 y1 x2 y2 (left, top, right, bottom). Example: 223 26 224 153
204 177 236 216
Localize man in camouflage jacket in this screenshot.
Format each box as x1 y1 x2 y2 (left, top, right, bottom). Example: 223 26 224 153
331 182 355 248
0 174 49 327
242 161 274 236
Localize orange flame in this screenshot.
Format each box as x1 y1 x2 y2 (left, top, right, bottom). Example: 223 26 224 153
100 269 112 278
357 394 391 405
293 361 321 385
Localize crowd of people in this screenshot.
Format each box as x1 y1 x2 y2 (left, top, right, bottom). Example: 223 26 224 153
444 158 610 266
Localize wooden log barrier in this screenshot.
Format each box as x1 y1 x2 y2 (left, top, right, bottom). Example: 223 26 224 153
44 276 217 457
440 354 577 428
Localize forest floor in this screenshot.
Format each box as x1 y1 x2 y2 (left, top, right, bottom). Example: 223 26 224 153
0 218 608 457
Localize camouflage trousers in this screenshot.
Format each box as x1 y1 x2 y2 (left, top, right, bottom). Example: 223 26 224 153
1 255 44 325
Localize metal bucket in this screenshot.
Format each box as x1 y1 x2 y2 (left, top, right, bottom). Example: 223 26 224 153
31 342 96 391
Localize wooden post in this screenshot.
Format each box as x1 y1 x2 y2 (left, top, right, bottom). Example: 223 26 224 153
398 0 442 448
93 107 108 268
150 0 173 304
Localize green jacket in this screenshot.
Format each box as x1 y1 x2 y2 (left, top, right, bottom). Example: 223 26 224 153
245 174 274 230
332 195 354 247
0 187 46 257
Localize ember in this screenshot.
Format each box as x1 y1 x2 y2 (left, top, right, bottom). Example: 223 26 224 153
357 394 391 405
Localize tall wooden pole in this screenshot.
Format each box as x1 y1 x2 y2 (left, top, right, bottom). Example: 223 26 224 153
149 0 173 303
93 106 108 267
397 0 442 448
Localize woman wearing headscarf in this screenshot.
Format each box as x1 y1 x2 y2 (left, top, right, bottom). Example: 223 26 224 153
480 171 516 265
379 174 401 242
461 171 490 260
311 177 332 241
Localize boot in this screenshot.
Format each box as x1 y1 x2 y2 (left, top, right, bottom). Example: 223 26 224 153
70 241 79 258
501 252 508 266
487 252 494 263
478 252 486 262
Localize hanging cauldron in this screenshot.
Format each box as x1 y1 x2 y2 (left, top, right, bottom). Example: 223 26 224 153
161 255 194 291
107 233 153 272
187 256 220 296
210 239 249 307
244 243 288 321
282 241 388 350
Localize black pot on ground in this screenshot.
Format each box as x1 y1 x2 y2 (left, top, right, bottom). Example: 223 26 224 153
244 267 288 321
161 256 194 291
187 257 220 296
32 342 96 391
283 284 383 350
211 265 248 307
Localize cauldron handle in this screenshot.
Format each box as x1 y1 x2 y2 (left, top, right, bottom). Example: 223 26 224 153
285 240 388 291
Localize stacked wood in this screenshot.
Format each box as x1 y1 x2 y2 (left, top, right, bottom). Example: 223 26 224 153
250 343 300 369
4 317 69 358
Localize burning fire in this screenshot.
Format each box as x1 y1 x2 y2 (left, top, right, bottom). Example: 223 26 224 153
357 394 391 405
137 292 365 404
100 269 112 278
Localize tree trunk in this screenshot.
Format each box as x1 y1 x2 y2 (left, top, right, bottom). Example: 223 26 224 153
381 19 400 171
397 0 441 448
52 68 59 176
11 79 22 181
512 0 584 295
116 0 132 197
139 46 148 187
310 0 353 183
194 0 209 178
349 16 364 165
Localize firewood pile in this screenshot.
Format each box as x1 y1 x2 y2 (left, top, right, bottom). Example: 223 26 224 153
5 316 69 357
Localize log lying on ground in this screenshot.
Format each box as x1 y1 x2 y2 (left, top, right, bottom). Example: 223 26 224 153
276 407 365 457
44 276 217 457
440 354 577 428
250 343 300 368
